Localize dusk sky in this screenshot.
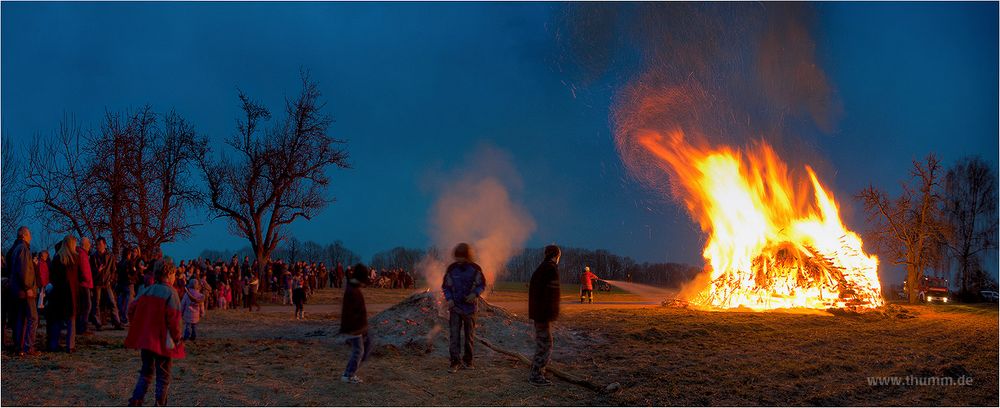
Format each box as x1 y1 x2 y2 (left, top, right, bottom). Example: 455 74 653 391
3 2 997 281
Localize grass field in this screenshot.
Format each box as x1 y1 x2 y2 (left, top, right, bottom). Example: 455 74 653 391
2 287 997 406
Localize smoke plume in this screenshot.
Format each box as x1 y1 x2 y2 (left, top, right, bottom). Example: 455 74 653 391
418 145 536 295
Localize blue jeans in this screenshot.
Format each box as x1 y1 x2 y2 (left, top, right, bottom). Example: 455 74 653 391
13 297 39 353
131 349 172 406
183 323 197 341
91 286 122 328
117 284 135 324
343 332 372 378
46 318 75 352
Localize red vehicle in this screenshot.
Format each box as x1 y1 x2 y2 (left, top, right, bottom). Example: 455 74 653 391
903 276 950 303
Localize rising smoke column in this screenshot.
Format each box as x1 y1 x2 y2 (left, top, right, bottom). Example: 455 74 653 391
418 145 536 295
555 3 840 188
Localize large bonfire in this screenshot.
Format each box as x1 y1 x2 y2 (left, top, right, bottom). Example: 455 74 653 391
635 130 883 311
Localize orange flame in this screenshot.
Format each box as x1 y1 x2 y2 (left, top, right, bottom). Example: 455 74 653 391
639 130 883 311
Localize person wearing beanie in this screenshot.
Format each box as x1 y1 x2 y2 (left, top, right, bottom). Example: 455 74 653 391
528 244 561 386
441 242 486 373
340 263 372 384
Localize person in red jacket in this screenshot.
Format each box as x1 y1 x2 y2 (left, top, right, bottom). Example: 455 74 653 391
579 266 600 304
76 238 94 335
125 257 184 407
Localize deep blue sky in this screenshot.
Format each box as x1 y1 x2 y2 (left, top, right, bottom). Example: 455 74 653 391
3 2 997 281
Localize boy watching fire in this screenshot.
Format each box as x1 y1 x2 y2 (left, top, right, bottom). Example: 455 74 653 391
340 263 372 384
441 242 486 373
528 244 561 386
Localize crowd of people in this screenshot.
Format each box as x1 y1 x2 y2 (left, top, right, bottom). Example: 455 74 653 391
0 226 424 358
3 226 571 402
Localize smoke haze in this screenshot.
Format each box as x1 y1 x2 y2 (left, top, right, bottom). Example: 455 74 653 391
418 145 536 295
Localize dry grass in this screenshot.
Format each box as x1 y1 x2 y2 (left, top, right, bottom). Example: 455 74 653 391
2 288 997 406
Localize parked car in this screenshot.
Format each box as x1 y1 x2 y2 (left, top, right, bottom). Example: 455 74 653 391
904 276 950 303
980 290 999 303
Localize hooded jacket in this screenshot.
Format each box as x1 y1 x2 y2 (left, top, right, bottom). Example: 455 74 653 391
125 283 185 359
180 285 206 324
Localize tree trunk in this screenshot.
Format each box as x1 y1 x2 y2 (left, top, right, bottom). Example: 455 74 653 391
907 263 922 304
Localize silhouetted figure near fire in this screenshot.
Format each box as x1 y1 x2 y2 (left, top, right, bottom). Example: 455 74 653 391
340 264 372 384
528 244 561 386
442 242 486 373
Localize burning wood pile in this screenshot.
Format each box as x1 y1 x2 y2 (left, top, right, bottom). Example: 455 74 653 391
633 130 885 312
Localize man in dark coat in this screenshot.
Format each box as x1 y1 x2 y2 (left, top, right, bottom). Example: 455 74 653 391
442 243 486 372
527 244 562 386
90 237 123 330
117 247 139 325
340 264 371 384
7 226 39 356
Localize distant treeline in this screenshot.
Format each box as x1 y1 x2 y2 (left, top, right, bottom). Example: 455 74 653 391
201 241 702 288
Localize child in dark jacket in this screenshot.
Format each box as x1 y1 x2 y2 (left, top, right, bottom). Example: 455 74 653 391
340 264 371 384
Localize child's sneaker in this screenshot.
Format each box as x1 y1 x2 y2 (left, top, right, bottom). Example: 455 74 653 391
340 375 363 384
448 364 461 373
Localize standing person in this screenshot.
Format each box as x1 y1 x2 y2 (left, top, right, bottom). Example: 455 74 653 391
180 278 205 342
579 266 601 304
441 243 486 373
125 258 185 407
77 238 94 335
7 226 39 356
47 235 80 353
117 246 138 325
528 244 562 386
245 272 260 312
292 272 307 320
231 268 243 310
340 264 372 384
334 262 344 289
90 237 123 331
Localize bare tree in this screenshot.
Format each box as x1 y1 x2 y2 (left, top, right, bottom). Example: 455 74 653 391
25 115 102 241
26 108 206 256
326 240 360 267
941 156 998 297
858 154 947 303
123 109 207 256
1 134 28 246
201 71 350 267
302 240 325 264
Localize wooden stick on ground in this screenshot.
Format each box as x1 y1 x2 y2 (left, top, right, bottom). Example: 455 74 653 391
477 337 610 393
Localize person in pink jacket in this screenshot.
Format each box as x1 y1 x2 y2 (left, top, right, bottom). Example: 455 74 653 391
180 278 206 341
77 238 94 335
